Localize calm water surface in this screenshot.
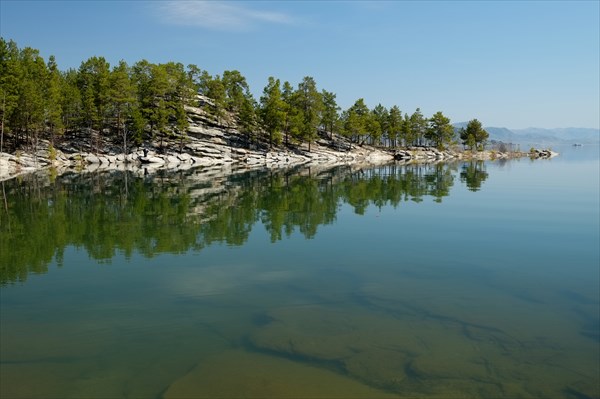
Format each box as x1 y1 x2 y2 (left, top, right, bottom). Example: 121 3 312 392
1 146 599 398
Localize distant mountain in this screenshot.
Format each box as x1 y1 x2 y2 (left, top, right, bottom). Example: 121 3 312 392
511 128 599 144
484 127 516 143
452 123 599 146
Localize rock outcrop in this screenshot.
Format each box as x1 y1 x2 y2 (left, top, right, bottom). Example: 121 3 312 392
0 103 556 182
529 149 559 159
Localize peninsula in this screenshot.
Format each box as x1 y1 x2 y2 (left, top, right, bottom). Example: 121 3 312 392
0 38 555 181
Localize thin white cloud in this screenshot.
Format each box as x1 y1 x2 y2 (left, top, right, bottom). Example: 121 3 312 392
157 1 293 31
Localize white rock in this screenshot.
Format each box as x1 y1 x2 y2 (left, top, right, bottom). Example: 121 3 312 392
86 155 100 164
177 153 192 162
166 155 181 164
144 156 166 164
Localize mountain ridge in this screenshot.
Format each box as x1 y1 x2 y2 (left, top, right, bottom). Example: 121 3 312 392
452 123 599 146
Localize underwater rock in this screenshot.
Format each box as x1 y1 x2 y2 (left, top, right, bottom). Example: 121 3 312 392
248 305 418 391
162 349 399 398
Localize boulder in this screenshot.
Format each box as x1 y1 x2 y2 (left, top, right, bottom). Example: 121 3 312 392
140 156 166 165
165 155 181 165
85 154 100 164
177 153 192 162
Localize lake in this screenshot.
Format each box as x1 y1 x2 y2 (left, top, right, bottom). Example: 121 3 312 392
1 145 599 399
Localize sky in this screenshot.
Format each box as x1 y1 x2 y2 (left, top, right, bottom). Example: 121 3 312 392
1 0 599 129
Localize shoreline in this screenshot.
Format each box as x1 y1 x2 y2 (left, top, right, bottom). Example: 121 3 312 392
0 102 559 182
0 137 557 183
0 111 558 182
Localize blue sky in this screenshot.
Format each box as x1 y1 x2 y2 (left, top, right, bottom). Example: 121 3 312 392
1 0 598 129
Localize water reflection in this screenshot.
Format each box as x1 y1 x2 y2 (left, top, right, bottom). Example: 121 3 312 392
460 161 489 192
0 162 483 284
1 160 598 399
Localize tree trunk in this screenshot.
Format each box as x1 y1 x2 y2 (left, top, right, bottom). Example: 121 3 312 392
0 93 5 154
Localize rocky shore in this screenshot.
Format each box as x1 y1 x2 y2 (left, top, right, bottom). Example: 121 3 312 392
0 104 558 182
0 137 395 182
0 140 558 182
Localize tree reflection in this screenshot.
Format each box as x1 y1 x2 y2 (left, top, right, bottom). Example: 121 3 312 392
1 161 485 284
460 161 489 192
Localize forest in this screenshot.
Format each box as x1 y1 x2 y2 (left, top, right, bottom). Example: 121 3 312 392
0 38 489 155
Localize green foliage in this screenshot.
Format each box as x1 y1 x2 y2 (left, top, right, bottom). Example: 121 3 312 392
460 119 489 151
47 144 56 161
0 38 492 153
0 39 20 124
371 104 388 146
238 91 258 146
260 77 285 147
365 112 382 146
45 55 64 142
342 98 369 143
320 90 340 139
280 81 298 146
408 108 427 146
130 60 196 146
202 73 226 123
222 70 250 113
78 56 111 133
5 45 49 149
295 76 323 151
109 60 136 153
387 105 403 147
460 161 489 191
60 68 82 133
426 111 454 150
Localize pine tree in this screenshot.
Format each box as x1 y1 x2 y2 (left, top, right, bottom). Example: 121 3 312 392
321 90 339 140
295 76 322 151
149 63 170 147
0 38 21 152
45 55 64 146
260 77 285 147
426 111 454 150
78 56 111 150
109 60 136 154
460 119 488 151
408 108 427 146
60 68 81 135
387 105 403 148
344 99 369 144
239 91 257 148
372 104 389 146
281 81 297 146
222 70 250 113
18 47 48 150
203 74 226 124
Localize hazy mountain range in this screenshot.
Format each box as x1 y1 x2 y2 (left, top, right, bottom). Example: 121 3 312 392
452 123 599 147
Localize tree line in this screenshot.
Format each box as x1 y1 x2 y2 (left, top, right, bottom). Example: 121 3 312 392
0 38 489 154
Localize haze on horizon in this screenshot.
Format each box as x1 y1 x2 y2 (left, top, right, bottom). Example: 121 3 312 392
1 0 598 129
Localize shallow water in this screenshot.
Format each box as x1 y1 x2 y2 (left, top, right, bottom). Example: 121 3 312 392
1 146 599 398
